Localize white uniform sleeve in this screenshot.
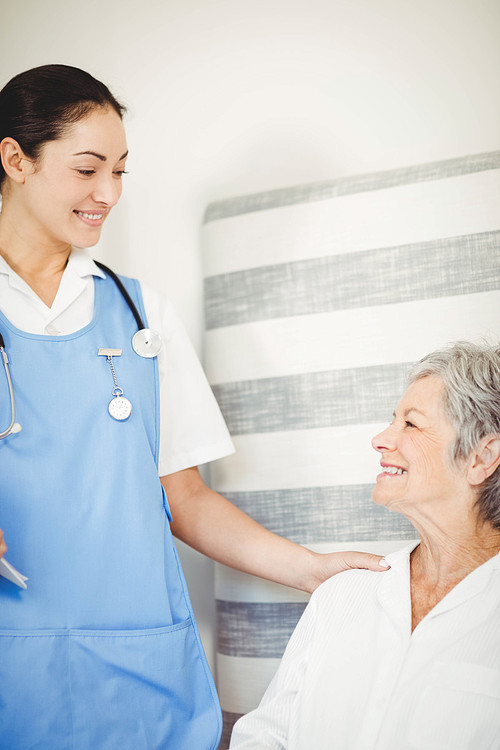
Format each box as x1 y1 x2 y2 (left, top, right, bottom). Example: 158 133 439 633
141 283 234 476
229 595 318 749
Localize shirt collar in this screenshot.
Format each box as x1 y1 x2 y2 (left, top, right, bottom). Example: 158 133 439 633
0 253 18 281
66 248 106 279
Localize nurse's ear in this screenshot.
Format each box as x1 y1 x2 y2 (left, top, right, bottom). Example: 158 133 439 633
0 137 35 184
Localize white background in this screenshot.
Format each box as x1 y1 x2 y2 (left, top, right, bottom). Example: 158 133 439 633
1 0 499 669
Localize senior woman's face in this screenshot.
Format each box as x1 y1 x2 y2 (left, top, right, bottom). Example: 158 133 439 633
371 376 465 515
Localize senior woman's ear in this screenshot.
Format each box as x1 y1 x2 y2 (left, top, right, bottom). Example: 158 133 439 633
467 435 500 486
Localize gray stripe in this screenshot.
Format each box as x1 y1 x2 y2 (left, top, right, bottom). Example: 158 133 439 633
204 151 500 223
224 485 417 544
221 711 244 749
217 601 307 658
205 231 500 329
212 362 410 435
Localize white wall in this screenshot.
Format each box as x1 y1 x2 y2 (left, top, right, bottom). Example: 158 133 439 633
2 0 499 669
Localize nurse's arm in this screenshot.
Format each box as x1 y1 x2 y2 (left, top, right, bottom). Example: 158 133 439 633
160 467 388 595
0 529 7 560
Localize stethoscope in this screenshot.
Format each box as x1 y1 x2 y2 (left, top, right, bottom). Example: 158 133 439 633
0 335 21 438
0 262 162 438
94 262 162 359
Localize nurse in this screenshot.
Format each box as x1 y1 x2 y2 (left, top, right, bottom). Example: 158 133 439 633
0 64 387 749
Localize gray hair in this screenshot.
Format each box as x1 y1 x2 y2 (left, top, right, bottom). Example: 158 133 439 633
407 341 500 530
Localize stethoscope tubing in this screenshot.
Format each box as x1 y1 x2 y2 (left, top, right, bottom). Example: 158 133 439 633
94 261 146 330
0 262 160 439
0 339 20 439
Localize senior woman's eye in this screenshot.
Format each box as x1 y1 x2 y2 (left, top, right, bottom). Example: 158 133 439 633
405 420 416 428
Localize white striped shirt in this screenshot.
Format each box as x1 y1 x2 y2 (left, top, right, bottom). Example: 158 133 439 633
231 543 500 750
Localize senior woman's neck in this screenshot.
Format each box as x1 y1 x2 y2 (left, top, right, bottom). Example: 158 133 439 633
409 523 500 630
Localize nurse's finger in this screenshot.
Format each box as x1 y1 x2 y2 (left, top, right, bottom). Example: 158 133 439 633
312 549 390 588
334 550 390 571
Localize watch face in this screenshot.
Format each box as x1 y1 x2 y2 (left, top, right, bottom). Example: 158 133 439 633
132 329 162 358
108 396 132 421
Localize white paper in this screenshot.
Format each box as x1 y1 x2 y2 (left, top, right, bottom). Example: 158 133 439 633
0 558 28 589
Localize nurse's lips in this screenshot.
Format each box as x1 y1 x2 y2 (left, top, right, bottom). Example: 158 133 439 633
74 209 108 226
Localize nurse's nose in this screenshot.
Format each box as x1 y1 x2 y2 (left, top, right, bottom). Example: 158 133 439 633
92 172 122 207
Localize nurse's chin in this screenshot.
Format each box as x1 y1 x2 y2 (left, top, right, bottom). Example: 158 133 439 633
70 228 104 249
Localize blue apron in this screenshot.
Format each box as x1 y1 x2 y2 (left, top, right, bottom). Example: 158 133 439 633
0 274 222 749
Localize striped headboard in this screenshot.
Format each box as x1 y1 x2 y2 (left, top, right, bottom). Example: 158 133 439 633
202 151 500 748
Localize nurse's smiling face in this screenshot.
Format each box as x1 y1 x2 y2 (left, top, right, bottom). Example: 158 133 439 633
371 376 466 520
17 106 128 250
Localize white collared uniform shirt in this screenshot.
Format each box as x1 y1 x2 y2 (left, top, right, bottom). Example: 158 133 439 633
230 543 500 750
0 248 234 476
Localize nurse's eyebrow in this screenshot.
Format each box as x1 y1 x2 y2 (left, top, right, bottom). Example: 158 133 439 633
72 150 129 161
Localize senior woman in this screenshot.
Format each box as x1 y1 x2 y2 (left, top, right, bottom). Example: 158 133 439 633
230 341 500 750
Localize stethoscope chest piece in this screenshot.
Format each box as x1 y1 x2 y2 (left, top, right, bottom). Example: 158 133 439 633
132 328 162 358
94 262 162 359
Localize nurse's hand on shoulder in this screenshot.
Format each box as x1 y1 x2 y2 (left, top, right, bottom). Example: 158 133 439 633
309 549 390 591
162 467 390 595
0 529 7 559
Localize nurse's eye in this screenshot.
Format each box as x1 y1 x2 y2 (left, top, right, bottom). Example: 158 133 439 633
75 169 96 176
113 170 129 177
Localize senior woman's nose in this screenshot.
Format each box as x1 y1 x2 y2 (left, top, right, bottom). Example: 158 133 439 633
371 424 394 453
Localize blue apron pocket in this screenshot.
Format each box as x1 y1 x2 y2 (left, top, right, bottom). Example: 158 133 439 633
69 619 221 750
0 630 73 750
